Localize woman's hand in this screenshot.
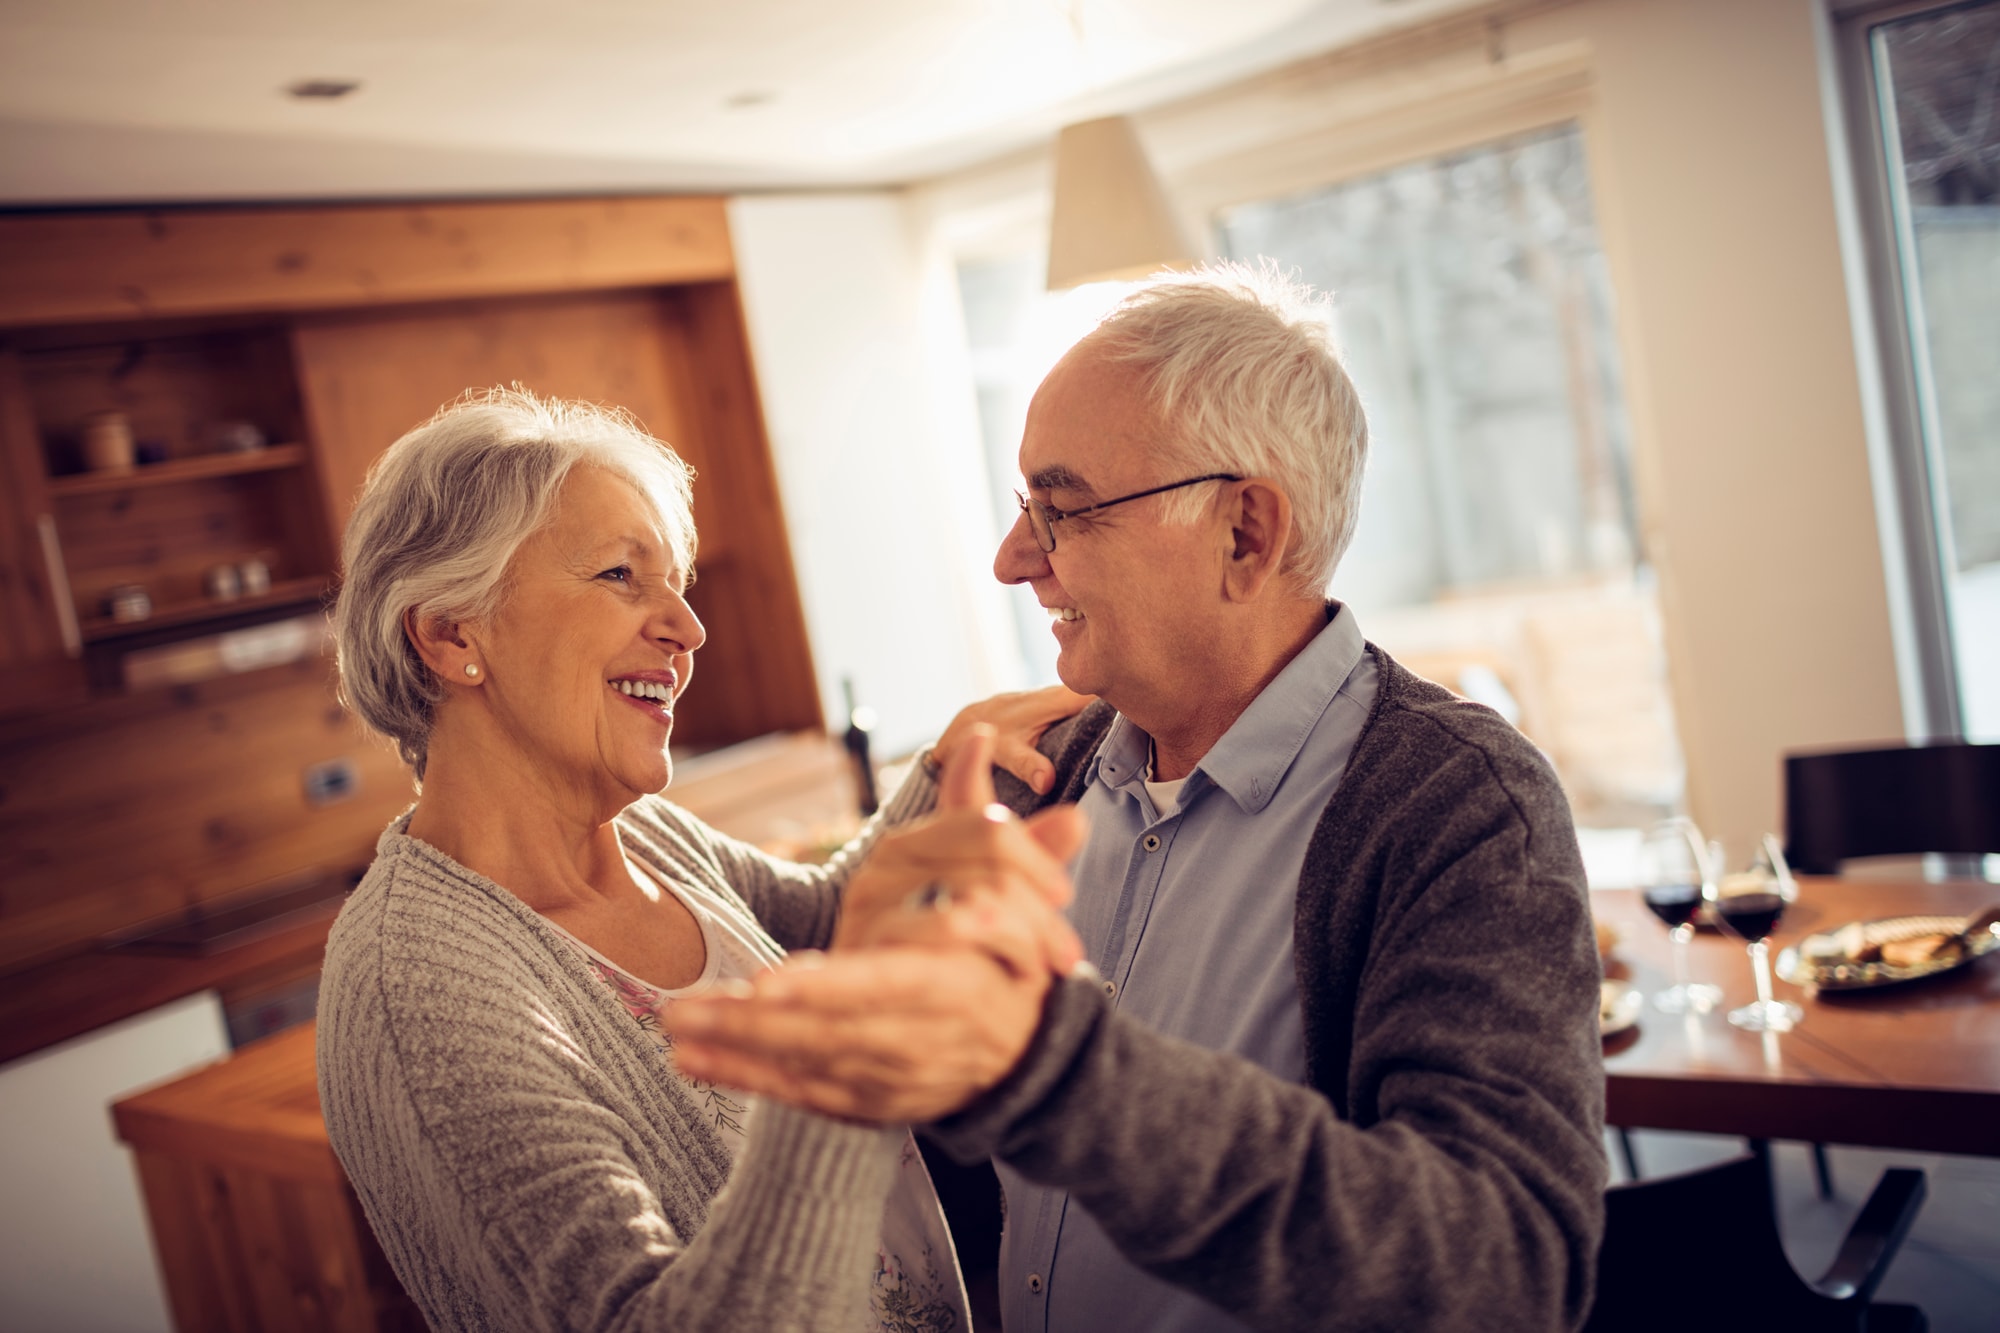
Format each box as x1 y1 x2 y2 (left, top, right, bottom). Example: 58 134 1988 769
933 685 1091 796
833 726 1087 979
667 948 1045 1123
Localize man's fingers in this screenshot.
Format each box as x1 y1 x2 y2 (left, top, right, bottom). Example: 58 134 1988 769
938 723 999 812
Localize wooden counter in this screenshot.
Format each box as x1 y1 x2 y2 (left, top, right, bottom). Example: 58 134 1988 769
0 904 339 1068
112 1021 420 1333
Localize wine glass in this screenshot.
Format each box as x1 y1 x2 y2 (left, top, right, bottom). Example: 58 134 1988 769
1637 820 1722 1014
1713 872 1803 1032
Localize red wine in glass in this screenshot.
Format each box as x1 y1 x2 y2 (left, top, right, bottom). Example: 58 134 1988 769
1642 883 1705 930
1715 892 1785 942
1716 889 1802 1032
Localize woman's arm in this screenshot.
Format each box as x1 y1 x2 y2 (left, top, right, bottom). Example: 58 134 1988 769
644 685 1090 952
317 873 904 1333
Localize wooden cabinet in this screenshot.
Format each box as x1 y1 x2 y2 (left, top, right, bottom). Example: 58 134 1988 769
113 1022 423 1333
0 320 333 708
0 197 824 976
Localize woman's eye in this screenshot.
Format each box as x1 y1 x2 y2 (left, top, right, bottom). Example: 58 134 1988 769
598 565 635 586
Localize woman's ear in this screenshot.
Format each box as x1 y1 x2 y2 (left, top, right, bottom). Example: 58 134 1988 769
1222 479 1294 603
404 607 482 684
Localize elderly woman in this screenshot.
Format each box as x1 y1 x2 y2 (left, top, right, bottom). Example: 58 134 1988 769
317 388 1085 1333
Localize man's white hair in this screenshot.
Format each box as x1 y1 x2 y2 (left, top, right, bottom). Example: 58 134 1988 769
1088 260 1368 597
332 386 695 780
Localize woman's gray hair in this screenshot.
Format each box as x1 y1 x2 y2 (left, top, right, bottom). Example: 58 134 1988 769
1088 260 1368 597
332 386 696 779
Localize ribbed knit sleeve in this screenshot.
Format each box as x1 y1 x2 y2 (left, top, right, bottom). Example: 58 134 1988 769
317 825 906 1333
621 759 942 953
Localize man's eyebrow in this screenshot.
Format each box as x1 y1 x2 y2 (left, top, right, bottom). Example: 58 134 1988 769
1028 465 1089 493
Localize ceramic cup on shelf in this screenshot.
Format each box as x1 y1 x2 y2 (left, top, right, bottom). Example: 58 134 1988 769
204 563 244 601
80 411 137 472
238 558 271 596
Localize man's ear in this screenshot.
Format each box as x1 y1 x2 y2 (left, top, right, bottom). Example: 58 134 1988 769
1222 480 1293 603
404 607 480 682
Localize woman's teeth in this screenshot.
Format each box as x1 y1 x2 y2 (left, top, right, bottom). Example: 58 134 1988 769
613 679 672 702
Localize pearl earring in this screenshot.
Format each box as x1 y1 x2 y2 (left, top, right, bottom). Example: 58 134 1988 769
463 663 480 679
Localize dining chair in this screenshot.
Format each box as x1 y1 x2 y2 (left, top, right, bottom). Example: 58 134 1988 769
1583 1148 1928 1333
1784 741 2000 875
1782 741 1999 1200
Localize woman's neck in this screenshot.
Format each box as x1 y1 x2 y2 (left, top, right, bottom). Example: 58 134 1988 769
405 739 631 913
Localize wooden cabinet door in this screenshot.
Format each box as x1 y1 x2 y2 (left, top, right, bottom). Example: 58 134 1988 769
292 290 711 547
0 348 87 714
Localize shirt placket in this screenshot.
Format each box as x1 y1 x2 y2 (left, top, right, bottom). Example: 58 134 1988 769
1029 786 1178 1327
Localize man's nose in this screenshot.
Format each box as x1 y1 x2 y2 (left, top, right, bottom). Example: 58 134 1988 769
994 510 1051 585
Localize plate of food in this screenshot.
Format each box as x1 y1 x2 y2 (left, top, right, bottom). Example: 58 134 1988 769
1600 979 1643 1038
1777 909 2000 992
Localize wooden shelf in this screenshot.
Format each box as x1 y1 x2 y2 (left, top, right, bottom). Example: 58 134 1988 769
47 443 308 497
80 576 327 642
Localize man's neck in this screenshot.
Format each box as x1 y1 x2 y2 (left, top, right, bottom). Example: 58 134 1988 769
1140 599 1330 782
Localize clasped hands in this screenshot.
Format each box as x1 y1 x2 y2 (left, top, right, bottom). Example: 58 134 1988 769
669 693 1090 1124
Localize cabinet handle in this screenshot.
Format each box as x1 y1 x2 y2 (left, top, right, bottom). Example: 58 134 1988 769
35 513 83 658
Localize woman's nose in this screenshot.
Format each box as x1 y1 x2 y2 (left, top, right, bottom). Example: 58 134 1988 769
653 592 706 654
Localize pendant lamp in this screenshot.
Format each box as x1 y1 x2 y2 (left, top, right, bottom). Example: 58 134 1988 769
1045 115 1197 290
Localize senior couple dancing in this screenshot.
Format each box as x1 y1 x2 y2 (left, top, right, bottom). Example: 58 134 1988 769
316 263 1606 1333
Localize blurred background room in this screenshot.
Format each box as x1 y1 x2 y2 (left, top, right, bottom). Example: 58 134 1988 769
1 0 1996 1329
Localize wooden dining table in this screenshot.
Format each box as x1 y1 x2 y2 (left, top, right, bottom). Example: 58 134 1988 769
1594 876 2000 1157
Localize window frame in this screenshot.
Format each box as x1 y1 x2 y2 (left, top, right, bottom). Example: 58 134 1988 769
1829 0 1983 741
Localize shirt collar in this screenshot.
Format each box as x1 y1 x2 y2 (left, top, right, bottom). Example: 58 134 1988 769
1087 602 1367 815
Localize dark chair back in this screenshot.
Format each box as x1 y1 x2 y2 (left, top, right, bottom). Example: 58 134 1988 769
1587 1154 1819 1332
1784 742 2000 875
1585 1151 1927 1333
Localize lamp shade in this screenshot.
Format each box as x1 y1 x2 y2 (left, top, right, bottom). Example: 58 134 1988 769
1045 115 1196 291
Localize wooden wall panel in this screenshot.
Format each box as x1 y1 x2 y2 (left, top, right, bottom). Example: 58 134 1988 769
0 197 734 329
292 290 712 544
664 282 823 745
0 656 411 974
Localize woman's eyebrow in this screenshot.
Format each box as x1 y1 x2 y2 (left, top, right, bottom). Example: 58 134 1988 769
582 535 658 561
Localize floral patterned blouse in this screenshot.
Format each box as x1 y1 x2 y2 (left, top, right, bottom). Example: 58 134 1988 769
542 865 970 1333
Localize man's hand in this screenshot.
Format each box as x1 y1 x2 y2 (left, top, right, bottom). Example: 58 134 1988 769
668 726 1087 1122
833 725 1087 978
667 949 1045 1122
934 684 1091 795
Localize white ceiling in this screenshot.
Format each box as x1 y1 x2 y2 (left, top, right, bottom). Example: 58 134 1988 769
0 0 1478 204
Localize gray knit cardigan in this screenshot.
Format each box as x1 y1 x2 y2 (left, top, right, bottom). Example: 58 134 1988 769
316 774 937 1333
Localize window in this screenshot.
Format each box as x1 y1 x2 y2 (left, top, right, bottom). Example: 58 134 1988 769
1217 123 1683 837
1847 0 2000 741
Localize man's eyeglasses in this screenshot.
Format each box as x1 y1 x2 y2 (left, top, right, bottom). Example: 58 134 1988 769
1013 473 1242 553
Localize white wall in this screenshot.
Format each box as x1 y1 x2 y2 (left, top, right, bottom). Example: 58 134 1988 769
0 992 230 1333
728 194 1025 757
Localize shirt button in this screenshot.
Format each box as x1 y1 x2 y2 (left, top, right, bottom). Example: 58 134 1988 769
1143 834 1161 852
1102 979 1117 998
1028 1274 1045 1295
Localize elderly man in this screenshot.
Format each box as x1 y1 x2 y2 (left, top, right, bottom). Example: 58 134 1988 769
674 263 1606 1332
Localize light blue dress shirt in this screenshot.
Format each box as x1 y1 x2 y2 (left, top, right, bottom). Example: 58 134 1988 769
997 605 1379 1333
